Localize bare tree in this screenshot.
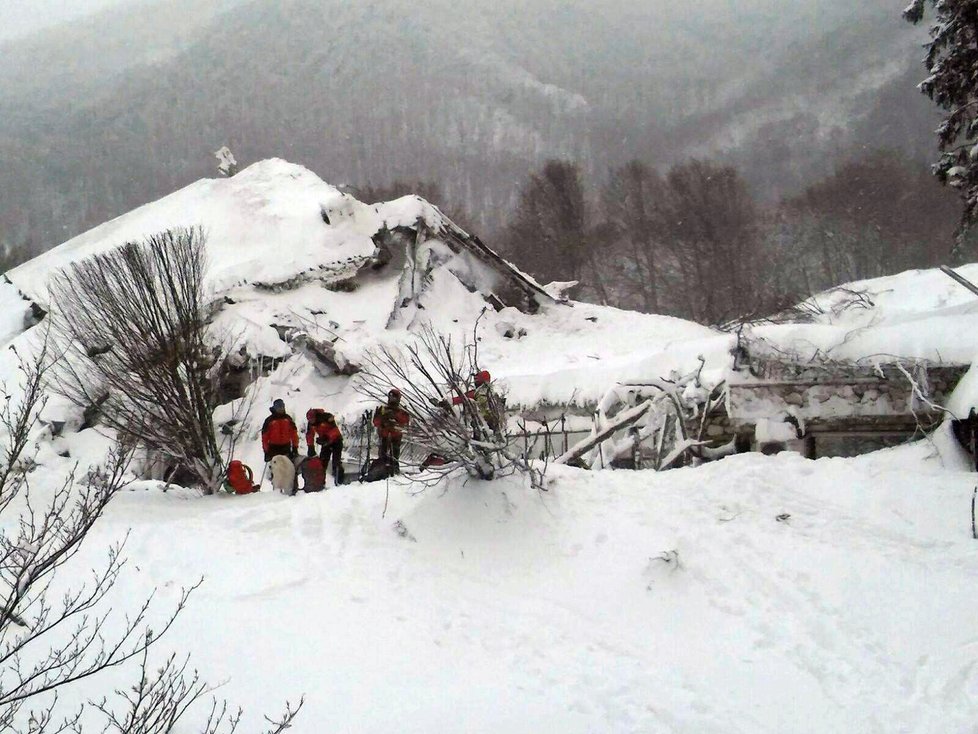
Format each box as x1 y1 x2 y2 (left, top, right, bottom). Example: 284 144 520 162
660 160 759 325
601 161 669 313
89 648 303 734
0 341 174 729
502 160 609 303
356 323 543 488
48 228 230 493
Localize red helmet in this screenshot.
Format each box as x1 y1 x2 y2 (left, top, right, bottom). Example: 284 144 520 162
306 409 318 421
474 370 490 386
388 388 401 400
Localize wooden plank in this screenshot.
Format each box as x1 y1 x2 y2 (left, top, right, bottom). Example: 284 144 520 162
940 265 978 298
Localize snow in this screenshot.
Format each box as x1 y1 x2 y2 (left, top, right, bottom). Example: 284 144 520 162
747 265 978 365
3 159 728 418
27 438 978 733
6 160 448 305
4 159 978 730
0 278 31 348
948 355 978 418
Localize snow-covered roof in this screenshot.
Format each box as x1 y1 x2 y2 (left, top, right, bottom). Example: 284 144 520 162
744 265 978 366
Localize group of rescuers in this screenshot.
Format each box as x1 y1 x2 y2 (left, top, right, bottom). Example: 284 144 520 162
223 370 496 495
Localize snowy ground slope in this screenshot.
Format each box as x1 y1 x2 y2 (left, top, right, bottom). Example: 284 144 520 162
748 265 978 364
45 433 978 733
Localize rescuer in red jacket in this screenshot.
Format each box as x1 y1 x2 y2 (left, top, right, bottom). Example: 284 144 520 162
451 370 499 431
306 408 344 483
372 389 410 473
261 398 299 462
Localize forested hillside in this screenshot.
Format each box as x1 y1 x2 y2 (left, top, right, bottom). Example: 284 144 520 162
0 0 937 265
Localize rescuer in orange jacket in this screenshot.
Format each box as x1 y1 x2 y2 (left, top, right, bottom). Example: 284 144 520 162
262 398 299 462
306 408 344 483
372 389 410 473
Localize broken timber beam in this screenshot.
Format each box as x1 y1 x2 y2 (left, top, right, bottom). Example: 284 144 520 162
555 399 654 467
940 265 978 298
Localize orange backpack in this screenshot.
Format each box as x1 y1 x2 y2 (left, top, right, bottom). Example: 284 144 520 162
225 460 255 494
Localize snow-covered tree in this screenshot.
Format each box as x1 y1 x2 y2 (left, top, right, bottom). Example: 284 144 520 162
905 0 978 249
214 146 238 177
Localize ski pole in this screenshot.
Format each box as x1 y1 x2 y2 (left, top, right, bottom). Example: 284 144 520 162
256 461 269 492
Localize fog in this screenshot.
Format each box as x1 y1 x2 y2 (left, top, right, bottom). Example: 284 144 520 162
0 0 131 41
0 0 941 274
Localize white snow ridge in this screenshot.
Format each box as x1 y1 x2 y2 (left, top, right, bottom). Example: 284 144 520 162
3 159 978 733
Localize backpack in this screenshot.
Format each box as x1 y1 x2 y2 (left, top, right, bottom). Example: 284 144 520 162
360 457 394 483
420 453 449 471
224 460 256 495
299 456 327 492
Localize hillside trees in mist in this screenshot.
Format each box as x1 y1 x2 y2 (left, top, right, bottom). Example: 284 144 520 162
600 161 668 314
503 158 760 323
503 160 610 303
777 150 967 284
658 160 759 324
502 150 964 325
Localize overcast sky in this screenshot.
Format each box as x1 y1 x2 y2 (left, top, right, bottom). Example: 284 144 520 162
0 0 131 41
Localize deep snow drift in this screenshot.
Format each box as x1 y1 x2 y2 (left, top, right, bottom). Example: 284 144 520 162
746 265 978 365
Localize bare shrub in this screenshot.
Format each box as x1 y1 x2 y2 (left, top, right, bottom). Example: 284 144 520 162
357 323 544 488
48 227 231 492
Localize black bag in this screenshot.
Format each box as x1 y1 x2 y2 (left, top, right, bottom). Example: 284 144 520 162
360 457 393 483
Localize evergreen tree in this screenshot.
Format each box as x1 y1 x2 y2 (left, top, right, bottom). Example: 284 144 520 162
905 0 978 250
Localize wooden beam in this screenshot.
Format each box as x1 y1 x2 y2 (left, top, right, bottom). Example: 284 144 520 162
940 265 978 298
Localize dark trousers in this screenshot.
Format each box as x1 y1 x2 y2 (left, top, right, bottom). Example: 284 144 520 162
379 434 402 472
266 444 294 460
320 440 344 483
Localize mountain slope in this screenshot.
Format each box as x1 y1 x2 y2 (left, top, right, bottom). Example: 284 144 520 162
0 0 935 254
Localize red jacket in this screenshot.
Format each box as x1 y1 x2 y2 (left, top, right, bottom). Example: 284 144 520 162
451 389 477 405
262 412 299 452
373 404 410 438
306 411 342 448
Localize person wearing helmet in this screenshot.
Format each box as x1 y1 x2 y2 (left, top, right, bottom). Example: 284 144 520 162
261 398 300 462
451 370 499 431
305 408 344 484
372 388 410 473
